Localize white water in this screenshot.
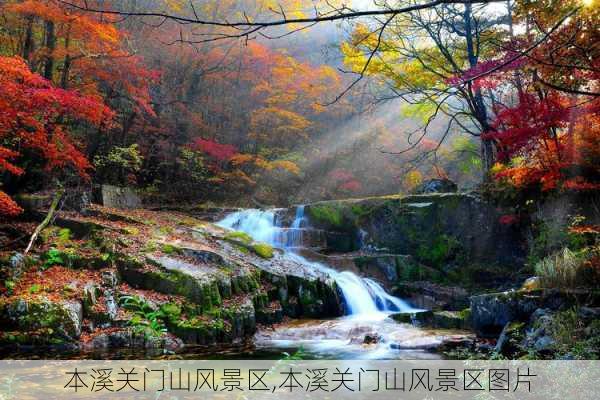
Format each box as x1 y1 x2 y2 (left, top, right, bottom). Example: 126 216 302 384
217 207 418 316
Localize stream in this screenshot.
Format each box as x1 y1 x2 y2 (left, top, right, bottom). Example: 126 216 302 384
217 207 464 360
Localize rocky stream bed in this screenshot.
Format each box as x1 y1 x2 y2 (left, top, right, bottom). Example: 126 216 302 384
1 191 599 359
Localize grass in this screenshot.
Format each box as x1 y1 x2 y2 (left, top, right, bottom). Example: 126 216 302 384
547 308 600 359
535 247 599 289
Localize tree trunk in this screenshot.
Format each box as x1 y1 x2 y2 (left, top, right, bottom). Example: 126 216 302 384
60 26 72 89
43 20 56 81
464 3 496 173
22 16 35 64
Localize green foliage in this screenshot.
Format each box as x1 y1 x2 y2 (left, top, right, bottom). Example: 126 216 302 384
177 147 207 183
548 308 600 359
281 346 308 360
119 295 168 338
42 248 65 269
450 137 482 175
4 280 15 295
93 144 144 186
123 227 140 236
27 284 42 294
252 243 274 259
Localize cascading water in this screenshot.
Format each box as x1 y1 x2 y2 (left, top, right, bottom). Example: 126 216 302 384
217 206 418 316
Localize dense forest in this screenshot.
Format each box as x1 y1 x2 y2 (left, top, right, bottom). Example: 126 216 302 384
1 0 596 210
0 0 599 363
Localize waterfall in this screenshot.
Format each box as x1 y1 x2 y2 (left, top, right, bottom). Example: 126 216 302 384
217 207 418 316
291 205 307 228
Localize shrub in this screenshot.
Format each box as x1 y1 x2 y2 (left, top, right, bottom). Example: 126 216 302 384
535 247 600 289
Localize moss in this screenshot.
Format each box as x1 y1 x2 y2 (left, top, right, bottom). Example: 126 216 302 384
307 204 345 228
143 241 159 253
161 243 182 255
156 226 174 236
416 234 462 268
123 227 140 236
224 231 253 245
178 217 201 227
458 308 471 321
350 203 376 219
159 303 182 324
252 243 274 259
547 308 600 359
4 299 80 340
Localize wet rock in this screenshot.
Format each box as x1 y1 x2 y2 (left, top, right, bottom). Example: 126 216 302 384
82 284 99 309
62 189 92 213
363 333 382 345
413 179 457 194
255 301 284 325
431 310 471 330
163 334 184 352
534 335 555 352
394 282 469 311
390 310 470 330
579 306 600 320
436 336 476 353
390 310 433 325
389 342 438 351
470 291 540 337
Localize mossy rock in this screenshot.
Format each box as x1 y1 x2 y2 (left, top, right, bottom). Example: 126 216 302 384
41 248 112 270
252 243 274 259
0 298 82 341
224 231 253 246
390 310 433 324
161 243 182 255
431 310 471 330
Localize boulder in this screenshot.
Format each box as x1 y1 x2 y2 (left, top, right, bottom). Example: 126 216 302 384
96 185 141 209
304 193 526 268
394 281 469 311
390 310 433 325
0 298 83 341
470 291 540 337
390 309 471 330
